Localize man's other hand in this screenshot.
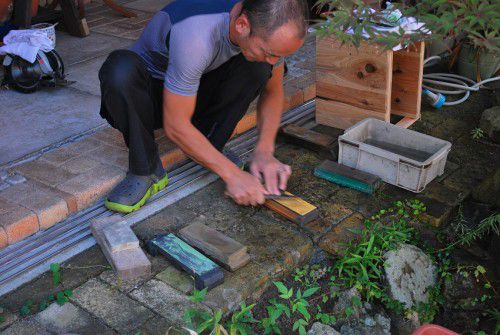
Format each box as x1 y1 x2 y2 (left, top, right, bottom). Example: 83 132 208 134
249 151 291 195
225 170 267 206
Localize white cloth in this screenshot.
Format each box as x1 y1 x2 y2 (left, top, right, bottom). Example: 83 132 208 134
0 30 53 63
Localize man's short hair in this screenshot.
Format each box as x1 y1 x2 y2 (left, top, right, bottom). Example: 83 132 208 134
241 0 309 39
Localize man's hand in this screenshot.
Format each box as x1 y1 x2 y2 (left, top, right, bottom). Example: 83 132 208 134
224 170 267 206
249 151 291 195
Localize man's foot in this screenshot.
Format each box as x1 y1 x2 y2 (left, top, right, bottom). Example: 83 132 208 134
105 164 169 214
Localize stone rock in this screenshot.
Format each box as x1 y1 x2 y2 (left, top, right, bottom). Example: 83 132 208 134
308 322 341 335
384 244 437 308
340 313 391 335
0 180 10 192
332 287 365 322
479 106 500 143
5 173 26 185
443 271 484 311
0 306 18 330
0 170 8 181
472 167 500 207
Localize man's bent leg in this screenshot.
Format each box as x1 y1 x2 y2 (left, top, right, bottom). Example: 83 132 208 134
192 54 273 151
98 50 168 213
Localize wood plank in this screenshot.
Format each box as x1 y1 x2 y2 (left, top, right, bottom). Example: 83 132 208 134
281 124 337 158
316 36 393 115
316 98 389 130
59 0 90 37
264 192 319 225
391 42 425 119
14 0 33 28
396 116 419 129
179 223 250 272
146 233 224 290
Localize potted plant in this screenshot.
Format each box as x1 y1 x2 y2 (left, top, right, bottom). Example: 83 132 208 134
405 0 499 81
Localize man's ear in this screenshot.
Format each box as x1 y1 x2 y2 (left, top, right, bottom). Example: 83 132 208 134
235 13 251 37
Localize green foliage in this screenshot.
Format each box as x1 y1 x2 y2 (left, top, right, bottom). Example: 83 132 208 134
189 288 208 303
471 128 485 140
486 308 500 335
0 315 5 325
50 263 61 286
443 212 500 251
226 303 258 335
19 300 33 317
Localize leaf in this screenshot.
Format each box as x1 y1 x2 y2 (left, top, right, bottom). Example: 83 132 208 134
303 287 320 298
273 282 288 296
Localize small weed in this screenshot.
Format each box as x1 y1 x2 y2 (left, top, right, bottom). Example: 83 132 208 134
50 263 61 286
471 128 485 140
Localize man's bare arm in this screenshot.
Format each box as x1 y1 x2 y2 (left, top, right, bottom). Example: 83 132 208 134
162 89 267 205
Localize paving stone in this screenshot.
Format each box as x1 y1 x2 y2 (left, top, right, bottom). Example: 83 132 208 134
0 86 103 166
71 278 154 333
39 146 82 166
99 269 147 293
55 30 132 66
0 170 8 181
15 159 78 187
57 164 125 210
0 306 18 330
86 144 129 171
103 221 140 253
202 261 269 313
65 137 103 155
130 279 209 326
4 173 26 185
66 55 108 97
0 226 8 249
92 127 127 149
155 266 194 294
124 0 174 13
418 182 468 207
133 315 178 335
34 302 116 335
0 181 68 230
0 180 10 192
60 156 103 174
435 161 460 182
0 199 39 244
0 317 50 335
318 213 365 256
419 197 453 227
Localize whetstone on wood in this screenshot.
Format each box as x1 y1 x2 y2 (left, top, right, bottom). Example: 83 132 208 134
90 215 151 282
179 223 250 272
281 124 339 160
264 192 319 225
314 160 381 194
146 233 224 291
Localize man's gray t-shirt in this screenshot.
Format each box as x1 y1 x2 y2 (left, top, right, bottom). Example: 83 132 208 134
130 0 242 96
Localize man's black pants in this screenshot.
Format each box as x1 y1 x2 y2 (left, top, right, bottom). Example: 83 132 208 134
98 50 272 176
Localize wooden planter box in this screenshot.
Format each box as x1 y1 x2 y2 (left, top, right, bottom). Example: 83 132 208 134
315 36 425 129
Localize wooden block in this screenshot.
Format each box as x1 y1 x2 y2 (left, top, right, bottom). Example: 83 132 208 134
102 221 140 253
281 124 337 155
264 192 319 225
179 223 250 272
146 233 224 291
316 36 393 115
315 98 390 130
90 215 151 282
314 160 381 194
391 42 425 119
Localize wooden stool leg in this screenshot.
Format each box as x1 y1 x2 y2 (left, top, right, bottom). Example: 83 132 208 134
59 0 89 37
14 0 33 28
103 0 137 18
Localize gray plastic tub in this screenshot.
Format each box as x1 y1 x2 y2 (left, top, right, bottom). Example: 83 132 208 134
338 118 452 193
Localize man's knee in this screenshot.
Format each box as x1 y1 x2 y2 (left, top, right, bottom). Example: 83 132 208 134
99 50 145 93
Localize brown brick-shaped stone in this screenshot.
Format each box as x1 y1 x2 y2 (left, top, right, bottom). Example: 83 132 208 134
39 147 81 167
92 127 127 149
318 213 365 256
418 182 468 207
86 144 129 171
0 199 39 244
56 164 125 210
65 137 103 155
0 181 68 230
15 159 78 187
0 226 8 248
284 81 304 110
419 197 453 227
60 156 102 174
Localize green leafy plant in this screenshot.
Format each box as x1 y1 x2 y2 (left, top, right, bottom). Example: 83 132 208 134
471 128 485 140
19 300 33 317
486 308 500 335
441 212 500 251
50 263 61 286
225 303 258 335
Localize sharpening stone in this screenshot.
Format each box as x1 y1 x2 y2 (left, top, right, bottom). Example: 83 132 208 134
179 222 250 272
146 233 224 291
314 160 381 194
264 191 319 225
